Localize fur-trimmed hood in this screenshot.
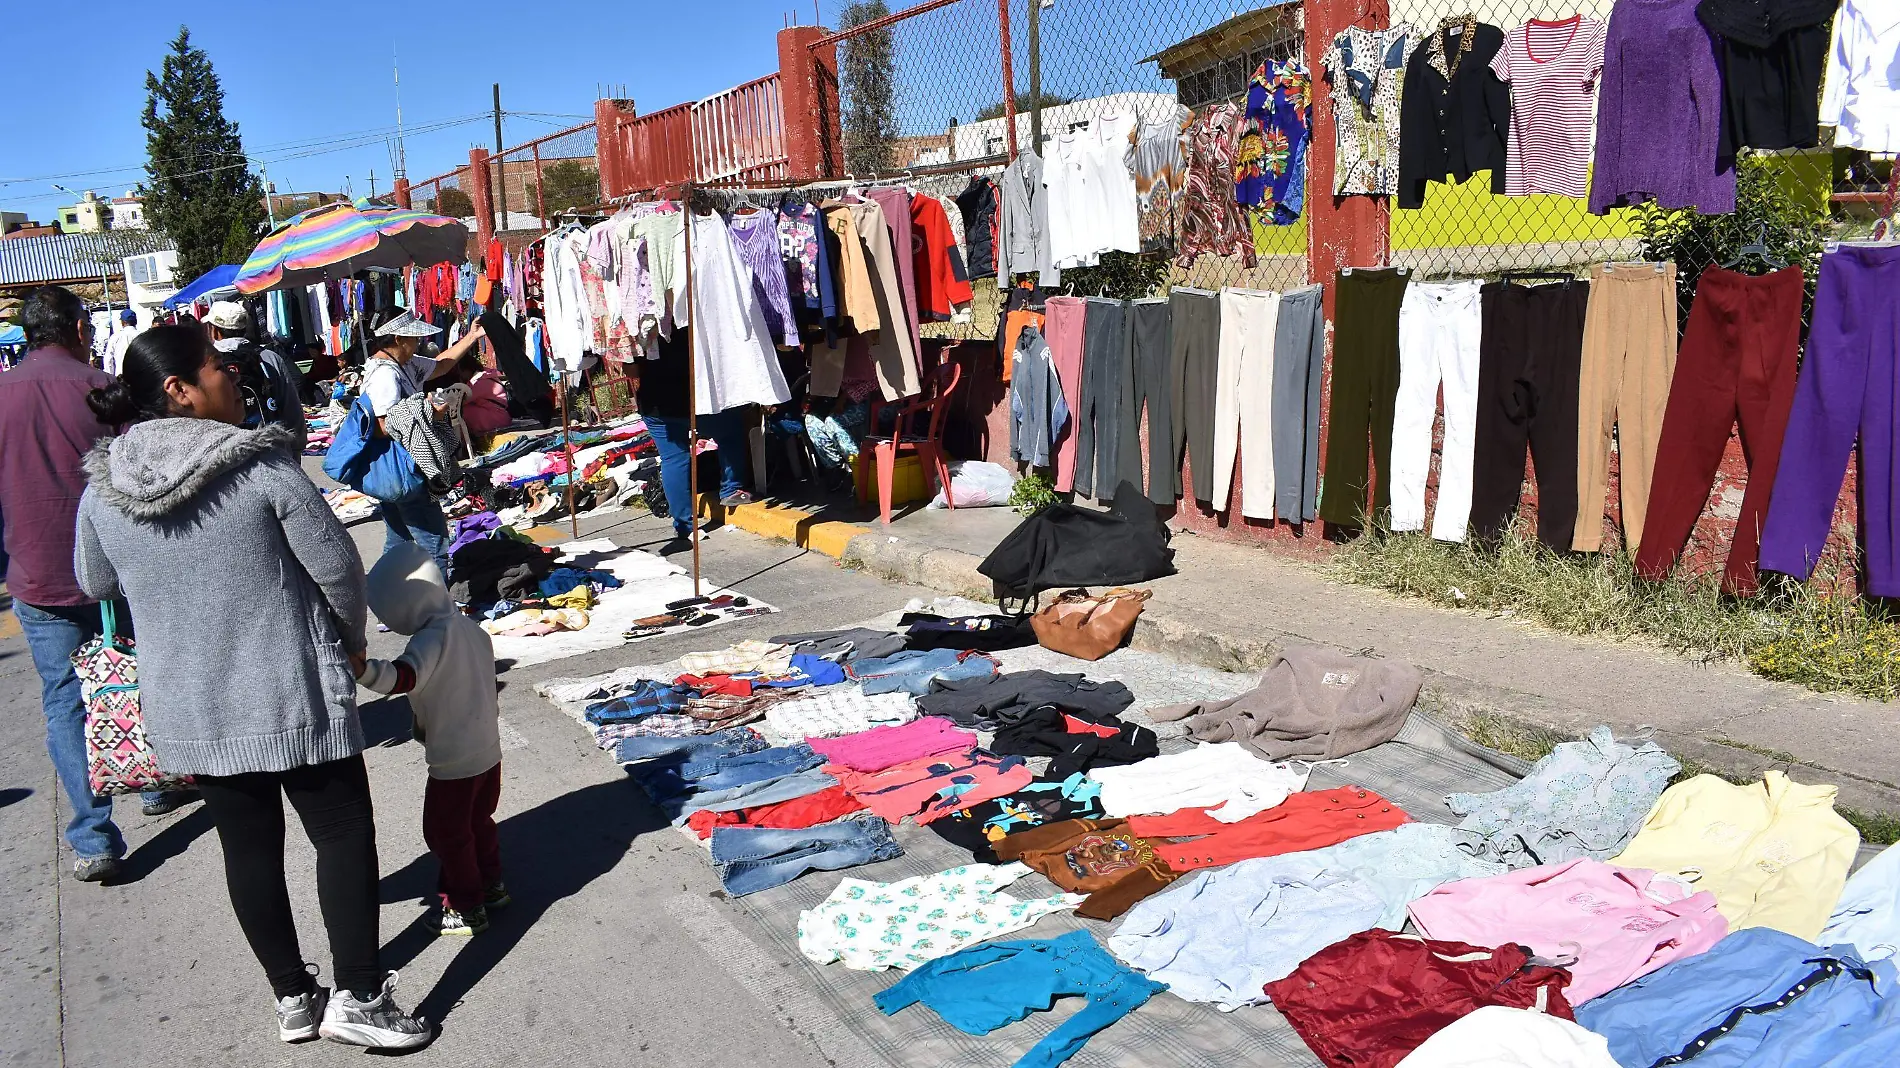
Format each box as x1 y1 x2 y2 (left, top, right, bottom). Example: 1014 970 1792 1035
83 418 296 520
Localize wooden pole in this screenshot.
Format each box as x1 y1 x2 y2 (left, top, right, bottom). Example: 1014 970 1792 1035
682 184 702 596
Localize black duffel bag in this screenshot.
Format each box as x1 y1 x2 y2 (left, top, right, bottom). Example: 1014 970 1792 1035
978 480 1176 601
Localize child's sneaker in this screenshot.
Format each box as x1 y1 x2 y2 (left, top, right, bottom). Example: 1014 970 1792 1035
436 905 489 936
318 972 432 1049
482 882 512 910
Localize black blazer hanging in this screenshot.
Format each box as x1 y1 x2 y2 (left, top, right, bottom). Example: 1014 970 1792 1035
1397 20 1510 210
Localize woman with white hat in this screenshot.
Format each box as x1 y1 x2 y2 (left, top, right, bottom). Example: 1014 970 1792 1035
361 307 483 573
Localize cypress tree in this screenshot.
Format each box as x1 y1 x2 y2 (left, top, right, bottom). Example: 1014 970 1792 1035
141 27 267 280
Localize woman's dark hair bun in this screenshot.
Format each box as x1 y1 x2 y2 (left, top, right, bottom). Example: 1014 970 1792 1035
87 380 141 426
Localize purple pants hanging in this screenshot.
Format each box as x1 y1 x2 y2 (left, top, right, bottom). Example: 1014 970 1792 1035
1758 244 1900 596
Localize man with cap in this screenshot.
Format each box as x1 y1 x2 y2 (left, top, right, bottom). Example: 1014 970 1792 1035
101 309 140 377
361 307 484 573
205 300 309 451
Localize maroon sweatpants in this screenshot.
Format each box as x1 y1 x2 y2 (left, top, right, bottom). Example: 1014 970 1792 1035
1634 266 1803 595
422 762 503 912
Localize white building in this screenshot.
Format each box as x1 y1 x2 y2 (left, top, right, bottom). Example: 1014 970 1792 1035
110 192 148 230
122 248 180 316
909 92 1183 167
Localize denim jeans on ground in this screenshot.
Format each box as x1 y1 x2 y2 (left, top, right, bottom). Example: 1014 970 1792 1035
637 745 822 801
852 649 999 696
672 768 840 824
14 601 133 860
710 815 903 896
613 728 766 766
381 490 451 575
646 411 751 538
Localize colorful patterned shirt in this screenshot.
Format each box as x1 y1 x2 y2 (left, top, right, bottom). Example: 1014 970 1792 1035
797 862 1084 971
1235 59 1313 224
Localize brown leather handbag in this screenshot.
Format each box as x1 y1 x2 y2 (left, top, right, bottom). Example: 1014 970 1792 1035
1029 587 1151 661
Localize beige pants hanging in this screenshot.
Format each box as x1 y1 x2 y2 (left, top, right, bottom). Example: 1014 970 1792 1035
1574 262 1678 553
1212 287 1281 518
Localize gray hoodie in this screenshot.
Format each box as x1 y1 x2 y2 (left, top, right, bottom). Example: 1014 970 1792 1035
75 419 369 777
357 543 501 781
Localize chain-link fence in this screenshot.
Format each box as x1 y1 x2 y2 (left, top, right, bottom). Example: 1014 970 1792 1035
492 122 601 232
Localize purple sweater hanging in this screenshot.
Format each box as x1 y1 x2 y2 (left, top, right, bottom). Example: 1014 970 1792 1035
726 210 797 346
1590 0 1737 215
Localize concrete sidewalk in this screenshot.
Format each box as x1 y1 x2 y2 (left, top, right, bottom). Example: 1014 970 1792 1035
713 492 1900 819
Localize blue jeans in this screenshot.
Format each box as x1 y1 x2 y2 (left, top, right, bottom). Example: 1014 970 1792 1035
852 649 1001 696
653 745 823 795
647 412 751 537
613 728 767 766
381 491 451 575
673 768 840 824
710 815 902 897
13 601 168 860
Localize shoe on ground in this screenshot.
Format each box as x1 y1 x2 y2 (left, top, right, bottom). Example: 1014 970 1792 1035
719 489 757 507
277 985 329 1043
72 855 120 883
657 535 693 557
483 882 512 910
436 905 489 937
319 971 432 1049
142 788 200 817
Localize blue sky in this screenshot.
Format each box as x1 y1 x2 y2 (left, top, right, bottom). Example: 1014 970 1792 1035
0 0 818 219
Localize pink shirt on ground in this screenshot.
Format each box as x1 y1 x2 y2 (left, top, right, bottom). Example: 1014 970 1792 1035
1408 857 1727 1002
807 716 977 773
828 749 1035 825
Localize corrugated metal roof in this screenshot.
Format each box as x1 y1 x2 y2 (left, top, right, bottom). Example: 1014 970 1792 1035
0 232 177 287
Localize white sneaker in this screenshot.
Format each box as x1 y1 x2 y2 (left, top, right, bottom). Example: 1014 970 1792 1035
318 971 432 1049
276 985 328 1042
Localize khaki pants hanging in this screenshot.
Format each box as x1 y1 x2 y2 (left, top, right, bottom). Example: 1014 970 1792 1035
1574 262 1678 553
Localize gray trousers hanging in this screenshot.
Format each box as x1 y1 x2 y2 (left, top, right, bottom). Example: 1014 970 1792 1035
1074 297 1131 498
1272 285 1326 523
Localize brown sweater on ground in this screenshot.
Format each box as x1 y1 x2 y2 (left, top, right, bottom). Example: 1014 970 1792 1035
1148 645 1422 762
991 817 1185 920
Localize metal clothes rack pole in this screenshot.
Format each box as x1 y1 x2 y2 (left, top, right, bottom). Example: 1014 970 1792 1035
558 376 579 542
682 182 703 596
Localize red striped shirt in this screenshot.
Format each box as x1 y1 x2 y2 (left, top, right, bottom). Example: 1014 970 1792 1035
1490 17 1608 199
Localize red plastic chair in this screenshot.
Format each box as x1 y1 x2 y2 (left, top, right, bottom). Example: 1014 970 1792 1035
855 361 964 525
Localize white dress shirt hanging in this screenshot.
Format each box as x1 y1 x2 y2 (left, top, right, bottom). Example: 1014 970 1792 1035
687 211 792 415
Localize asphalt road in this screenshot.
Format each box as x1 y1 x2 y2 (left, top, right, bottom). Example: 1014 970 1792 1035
1 499 941 1068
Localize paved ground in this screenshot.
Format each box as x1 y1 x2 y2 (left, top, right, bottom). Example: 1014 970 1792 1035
1 498 937 1068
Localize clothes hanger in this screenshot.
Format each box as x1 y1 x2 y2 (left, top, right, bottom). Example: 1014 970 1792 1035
1721 224 1787 270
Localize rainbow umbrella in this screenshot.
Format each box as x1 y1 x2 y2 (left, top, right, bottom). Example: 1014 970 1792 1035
235 199 468 294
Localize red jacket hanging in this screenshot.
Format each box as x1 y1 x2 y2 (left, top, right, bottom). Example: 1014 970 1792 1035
910 194 974 322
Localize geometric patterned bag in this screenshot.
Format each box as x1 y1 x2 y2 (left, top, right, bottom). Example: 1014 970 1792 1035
71 601 191 796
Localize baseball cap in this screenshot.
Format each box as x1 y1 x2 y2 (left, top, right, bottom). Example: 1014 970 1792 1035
206 301 250 331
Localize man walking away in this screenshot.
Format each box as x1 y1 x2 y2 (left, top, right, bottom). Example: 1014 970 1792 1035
205 301 308 452
0 286 194 884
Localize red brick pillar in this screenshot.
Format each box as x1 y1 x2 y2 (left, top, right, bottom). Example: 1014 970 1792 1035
393 177 412 210
1303 0 1391 302
779 26 841 181
594 98 639 199
470 147 494 247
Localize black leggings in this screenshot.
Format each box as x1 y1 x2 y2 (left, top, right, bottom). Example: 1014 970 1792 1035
195 755 382 998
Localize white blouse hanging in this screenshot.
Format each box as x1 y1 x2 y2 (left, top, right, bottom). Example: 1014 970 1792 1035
1821 0 1900 152
687 211 792 415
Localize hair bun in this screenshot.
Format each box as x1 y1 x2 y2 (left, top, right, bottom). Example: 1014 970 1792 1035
86 380 141 426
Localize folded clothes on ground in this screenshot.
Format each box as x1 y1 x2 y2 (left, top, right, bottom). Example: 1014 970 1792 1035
710 815 901 896
914 669 1135 730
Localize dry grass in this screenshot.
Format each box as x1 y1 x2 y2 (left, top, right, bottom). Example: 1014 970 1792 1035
1329 527 1900 702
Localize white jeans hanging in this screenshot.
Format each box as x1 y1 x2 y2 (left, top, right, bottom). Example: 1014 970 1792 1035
1213 288 1282 518
1392 281 1483 540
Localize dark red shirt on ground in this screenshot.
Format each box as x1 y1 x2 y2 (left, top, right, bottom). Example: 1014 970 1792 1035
0 346 114 607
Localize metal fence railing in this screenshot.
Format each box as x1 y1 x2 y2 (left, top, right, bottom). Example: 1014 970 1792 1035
694 74 790 186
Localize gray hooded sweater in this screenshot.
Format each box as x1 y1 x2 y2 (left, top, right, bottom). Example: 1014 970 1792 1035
75 419 369 777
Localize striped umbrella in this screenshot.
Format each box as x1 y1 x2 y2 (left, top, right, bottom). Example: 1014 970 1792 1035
235 199 468 294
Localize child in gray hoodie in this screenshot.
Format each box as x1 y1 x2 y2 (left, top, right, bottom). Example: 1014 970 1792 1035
356 542 507 936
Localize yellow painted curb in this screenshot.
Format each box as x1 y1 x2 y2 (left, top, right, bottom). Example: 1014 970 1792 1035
694 495 868 559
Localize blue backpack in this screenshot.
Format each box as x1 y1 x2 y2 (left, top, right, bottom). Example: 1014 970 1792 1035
321 396 425 502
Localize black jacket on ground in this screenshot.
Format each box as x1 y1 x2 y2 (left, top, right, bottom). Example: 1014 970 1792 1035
915 670 1136 731
979 480 1175 600
1397 22 1509 210
988 705 1160 778
900 613 1038 653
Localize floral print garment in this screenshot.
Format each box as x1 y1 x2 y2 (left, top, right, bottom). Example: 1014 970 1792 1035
1176 103 1258 269
1324 24 1417 195
1234 59 1313 225
1447 725 1682 869
796 862 1084 971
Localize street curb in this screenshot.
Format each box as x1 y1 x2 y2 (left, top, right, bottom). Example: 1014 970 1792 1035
697 496 871 559
828 528 1900 820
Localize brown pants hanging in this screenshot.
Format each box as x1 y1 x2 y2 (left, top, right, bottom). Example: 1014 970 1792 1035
1574 262 1677 553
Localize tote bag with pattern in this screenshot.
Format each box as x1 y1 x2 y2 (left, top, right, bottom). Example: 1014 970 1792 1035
72 601 190 796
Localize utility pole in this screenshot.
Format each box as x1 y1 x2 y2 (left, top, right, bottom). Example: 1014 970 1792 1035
369 169 378 200
261 161 276 227
392 49 407 180
492 83 505 234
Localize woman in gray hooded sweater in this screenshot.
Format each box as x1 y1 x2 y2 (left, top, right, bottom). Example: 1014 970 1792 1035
74 325 430 1051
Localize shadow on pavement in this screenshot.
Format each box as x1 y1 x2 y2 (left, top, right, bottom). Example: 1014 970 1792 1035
0 786 31 809
118 804 215 882
358 695 417 749
377 770 664 1031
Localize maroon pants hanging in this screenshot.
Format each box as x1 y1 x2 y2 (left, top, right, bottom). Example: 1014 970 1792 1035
1634 266 1803 595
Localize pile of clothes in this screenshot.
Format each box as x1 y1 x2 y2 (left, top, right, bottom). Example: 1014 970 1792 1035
546 616 1898 1068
